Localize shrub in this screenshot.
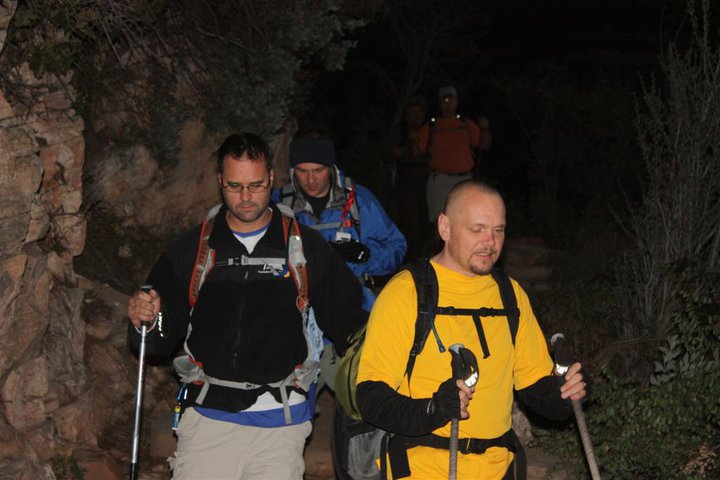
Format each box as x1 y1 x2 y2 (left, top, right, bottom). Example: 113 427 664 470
541 270 720 479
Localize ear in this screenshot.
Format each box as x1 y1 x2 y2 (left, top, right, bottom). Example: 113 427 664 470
269 169 275 186
437 213 450 242
217 172 223 187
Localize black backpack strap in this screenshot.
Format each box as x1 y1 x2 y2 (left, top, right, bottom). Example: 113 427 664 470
404 263 519 379
404 259 444 383
426 117 436 153
491 268 519 345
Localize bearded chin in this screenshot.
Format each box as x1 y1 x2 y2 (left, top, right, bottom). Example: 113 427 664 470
469 264 493 275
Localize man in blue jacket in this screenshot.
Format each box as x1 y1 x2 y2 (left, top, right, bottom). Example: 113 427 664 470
273 136 406 391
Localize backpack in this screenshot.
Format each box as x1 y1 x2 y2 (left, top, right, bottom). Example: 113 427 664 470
280 171 362 237
425 114 478 161
333 259 519 479
173 203 324 425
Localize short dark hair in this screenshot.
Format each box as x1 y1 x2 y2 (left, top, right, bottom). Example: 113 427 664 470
217 133 271 172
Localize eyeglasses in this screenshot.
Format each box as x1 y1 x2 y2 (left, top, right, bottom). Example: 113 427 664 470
221 178 271 194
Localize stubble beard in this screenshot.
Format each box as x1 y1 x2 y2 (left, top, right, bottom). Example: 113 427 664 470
228 200 268 225
469 263 494 275
467 250 498 275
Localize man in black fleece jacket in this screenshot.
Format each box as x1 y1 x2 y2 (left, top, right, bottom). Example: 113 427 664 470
128 133 366 479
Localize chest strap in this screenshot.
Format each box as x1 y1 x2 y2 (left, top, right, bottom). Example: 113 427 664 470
310 221 344 231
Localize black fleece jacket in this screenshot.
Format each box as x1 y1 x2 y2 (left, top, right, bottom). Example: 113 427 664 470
128 204 367 412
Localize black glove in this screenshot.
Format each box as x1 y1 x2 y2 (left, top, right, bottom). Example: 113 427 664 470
331 240 371 264
427 378 461 423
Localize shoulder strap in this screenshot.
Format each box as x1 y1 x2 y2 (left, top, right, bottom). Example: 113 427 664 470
188 204 222 309
278 205 309 313
491 268 519 345
341 176 362 235
426 117 437 152
404 258 444 382
279 183 297 210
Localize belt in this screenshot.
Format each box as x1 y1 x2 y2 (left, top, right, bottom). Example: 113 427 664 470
382 429 526 480
403 430 514 455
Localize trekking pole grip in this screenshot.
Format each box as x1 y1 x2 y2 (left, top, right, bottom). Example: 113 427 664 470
551 333 601 480
130 284 153 480
447 344 466 480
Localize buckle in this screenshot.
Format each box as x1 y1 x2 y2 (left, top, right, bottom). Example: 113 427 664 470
459 438 472 454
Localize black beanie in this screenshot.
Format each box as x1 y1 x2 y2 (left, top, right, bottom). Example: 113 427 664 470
289 138 335 168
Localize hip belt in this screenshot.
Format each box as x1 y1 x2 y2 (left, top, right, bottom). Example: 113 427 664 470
404 429 515 455
382 428 526 480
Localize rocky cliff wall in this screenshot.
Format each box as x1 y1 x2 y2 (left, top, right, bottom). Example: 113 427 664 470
0 3 167 477
0 2 293 476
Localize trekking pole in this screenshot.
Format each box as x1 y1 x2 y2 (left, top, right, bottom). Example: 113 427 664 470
551 333 601 480
130 284 154 480
448 344 479 480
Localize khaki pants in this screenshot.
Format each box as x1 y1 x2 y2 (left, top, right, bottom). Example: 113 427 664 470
169 408 312 479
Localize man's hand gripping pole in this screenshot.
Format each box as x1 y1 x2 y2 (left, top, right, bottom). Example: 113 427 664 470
130 285 154 480
552 333 601 480
448 344 479 480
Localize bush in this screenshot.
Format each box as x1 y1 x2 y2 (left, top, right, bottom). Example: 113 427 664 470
540 271 720 479
615 0 720 347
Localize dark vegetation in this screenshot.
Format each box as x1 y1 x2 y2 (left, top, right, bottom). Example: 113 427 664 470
4 0 719 477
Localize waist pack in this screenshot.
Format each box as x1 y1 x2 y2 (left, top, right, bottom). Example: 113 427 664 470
332 258 520 479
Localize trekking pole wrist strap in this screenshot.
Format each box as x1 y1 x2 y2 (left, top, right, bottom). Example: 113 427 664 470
133 311 162 334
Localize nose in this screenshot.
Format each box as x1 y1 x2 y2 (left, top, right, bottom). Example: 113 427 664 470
238 187 253 200
480 230 496 246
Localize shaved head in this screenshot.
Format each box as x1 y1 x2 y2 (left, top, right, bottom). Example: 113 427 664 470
435 179 506 277
443 180 502 218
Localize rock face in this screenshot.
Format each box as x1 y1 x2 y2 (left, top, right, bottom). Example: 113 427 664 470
0 8 297 480
0 3 298 475
0 4 157 477
1 2 86 477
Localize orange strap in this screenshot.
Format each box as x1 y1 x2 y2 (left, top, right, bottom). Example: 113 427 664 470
188 216 216 308
282 215 309 312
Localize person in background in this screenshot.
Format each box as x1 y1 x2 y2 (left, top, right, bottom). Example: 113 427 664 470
392 95 431 259
273 135 406 392
417 86 488 252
